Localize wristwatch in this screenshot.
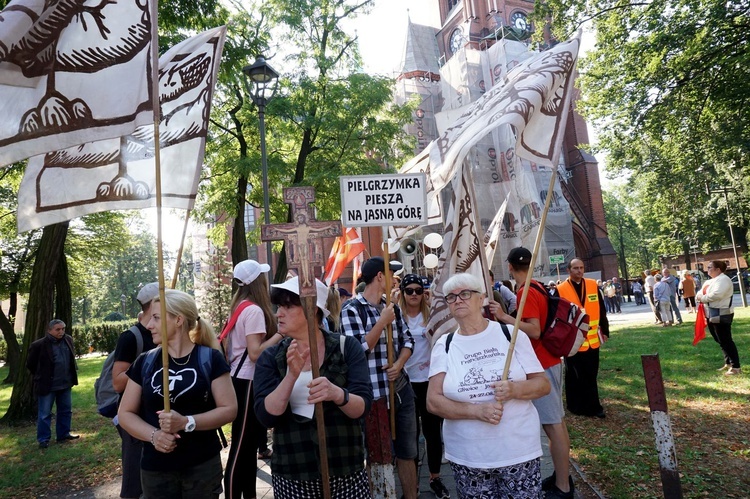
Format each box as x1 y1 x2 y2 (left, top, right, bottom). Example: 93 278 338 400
336 388 350 407
185 415 196 432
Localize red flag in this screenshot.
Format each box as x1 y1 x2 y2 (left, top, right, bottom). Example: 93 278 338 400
693 304 707 346
324 227 365 285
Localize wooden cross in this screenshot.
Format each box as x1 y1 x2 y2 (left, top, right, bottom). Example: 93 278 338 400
261 186 342 294
260 186 341 499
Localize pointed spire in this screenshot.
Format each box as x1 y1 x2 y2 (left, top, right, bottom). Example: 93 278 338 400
400 17 440 77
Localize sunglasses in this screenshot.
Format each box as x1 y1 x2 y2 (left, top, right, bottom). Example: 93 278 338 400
403 287 424 296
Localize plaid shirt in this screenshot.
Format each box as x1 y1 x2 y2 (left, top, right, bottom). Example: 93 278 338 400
253 332 373 481
339 294 414 400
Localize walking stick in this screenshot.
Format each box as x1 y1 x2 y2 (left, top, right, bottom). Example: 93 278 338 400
382 246 396 438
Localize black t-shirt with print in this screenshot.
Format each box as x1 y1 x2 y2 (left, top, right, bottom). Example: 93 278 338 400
127 345 230 471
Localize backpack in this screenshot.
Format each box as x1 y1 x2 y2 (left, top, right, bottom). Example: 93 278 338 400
95 326 143 418
528 281 588 357
140 344 228 447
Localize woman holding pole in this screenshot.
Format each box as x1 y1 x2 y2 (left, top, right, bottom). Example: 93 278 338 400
118 289 237 498
253 277 373 498
427 273 549 498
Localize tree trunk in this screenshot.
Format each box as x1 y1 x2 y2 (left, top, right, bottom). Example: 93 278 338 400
2 222 69 424
231 175 249 267
0 306 20 385
55 253 72 333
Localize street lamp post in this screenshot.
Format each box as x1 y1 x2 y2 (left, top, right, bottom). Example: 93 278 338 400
120 294 127 317
708 185 747 307
243 56 280 280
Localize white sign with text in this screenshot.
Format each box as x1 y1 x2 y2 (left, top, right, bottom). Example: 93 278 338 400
340 173 427 227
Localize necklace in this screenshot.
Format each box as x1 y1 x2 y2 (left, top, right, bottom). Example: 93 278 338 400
170 350 192 366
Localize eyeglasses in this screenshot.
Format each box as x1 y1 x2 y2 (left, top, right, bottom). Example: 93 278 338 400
403 287 424 296
707 266 714 270
445 289 480 303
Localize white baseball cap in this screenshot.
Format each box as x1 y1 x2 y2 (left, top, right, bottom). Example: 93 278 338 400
136 282 159 305
271 276 330 317
233 260 270 286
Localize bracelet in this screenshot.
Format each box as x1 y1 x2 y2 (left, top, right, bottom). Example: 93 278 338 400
150 428 158 446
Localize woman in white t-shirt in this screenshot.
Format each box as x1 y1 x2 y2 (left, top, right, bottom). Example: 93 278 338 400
223 260 282 499
427 273 550 498
398 274 450 499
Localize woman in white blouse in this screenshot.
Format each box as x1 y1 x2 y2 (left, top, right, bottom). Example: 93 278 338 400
696 260 741 375
427 273 550 498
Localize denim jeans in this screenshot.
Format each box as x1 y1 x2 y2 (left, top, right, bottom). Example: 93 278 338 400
37 388 72 443
669 295 682 322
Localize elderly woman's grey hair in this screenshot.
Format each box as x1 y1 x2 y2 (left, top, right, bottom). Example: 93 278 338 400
442 273 484 296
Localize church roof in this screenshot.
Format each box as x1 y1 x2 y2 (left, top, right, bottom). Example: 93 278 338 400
400 20 440 76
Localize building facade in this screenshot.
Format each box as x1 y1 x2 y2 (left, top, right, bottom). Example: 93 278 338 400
395 0 618 279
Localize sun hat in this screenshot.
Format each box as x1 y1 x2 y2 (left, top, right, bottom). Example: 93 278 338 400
271 276 330 317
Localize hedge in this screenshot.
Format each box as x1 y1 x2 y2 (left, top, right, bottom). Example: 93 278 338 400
0 320 133 360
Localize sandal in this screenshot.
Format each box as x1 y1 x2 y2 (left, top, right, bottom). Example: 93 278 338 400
257 448 273 459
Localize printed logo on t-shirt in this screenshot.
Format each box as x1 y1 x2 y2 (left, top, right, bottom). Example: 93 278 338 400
457 347 505 400
150 368 197 403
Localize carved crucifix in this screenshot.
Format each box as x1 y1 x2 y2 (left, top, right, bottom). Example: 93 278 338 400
261 186 342 293
260 186 341 499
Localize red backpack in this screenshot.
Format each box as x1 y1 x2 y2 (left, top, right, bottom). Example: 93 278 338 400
528 281 588 357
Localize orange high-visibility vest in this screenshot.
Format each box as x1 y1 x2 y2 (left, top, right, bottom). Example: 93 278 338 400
557 278 601 351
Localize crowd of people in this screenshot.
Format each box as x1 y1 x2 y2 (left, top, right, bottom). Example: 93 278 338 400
27 249 743 499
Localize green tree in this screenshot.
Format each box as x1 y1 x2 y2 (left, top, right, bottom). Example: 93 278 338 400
537 0 750 249
199 245 232 331
200 0 413 281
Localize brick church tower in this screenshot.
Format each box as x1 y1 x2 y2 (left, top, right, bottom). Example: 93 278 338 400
395 0 618 280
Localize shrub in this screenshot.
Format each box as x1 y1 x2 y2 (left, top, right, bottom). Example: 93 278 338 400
69 320 132 355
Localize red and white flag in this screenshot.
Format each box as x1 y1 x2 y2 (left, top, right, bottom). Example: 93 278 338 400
324 227 366 286
16 26 227 232
0 0 155 166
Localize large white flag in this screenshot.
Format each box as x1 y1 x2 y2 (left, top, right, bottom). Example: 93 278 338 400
426 168 490 341
17 26 227 232
428 33 581 194
425 33 582 338
0 0 155 166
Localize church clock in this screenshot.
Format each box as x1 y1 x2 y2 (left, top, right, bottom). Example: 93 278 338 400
510 11 529 31
449 28 464 54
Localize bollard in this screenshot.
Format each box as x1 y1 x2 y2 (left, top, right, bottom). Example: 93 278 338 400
641 354 683 498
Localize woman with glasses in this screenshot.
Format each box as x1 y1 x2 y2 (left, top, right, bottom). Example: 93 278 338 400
427 273 550 498
254 277 373 498
696 261 742 375
222 260 283 499
397 274 450 499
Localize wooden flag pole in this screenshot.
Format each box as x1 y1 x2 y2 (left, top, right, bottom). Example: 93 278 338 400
381 242 396 438
261 187 341 499
147 0 170 411
170 209 192 289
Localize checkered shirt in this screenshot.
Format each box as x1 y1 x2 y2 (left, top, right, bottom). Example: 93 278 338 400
339 294 414 400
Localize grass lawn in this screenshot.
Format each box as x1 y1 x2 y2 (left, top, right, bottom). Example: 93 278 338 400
0 355 122 498
568 306 750 498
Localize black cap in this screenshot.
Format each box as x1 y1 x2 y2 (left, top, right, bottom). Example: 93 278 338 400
400 274 423 289
338 287 352 298
361 257 403 281
507 247 532 265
